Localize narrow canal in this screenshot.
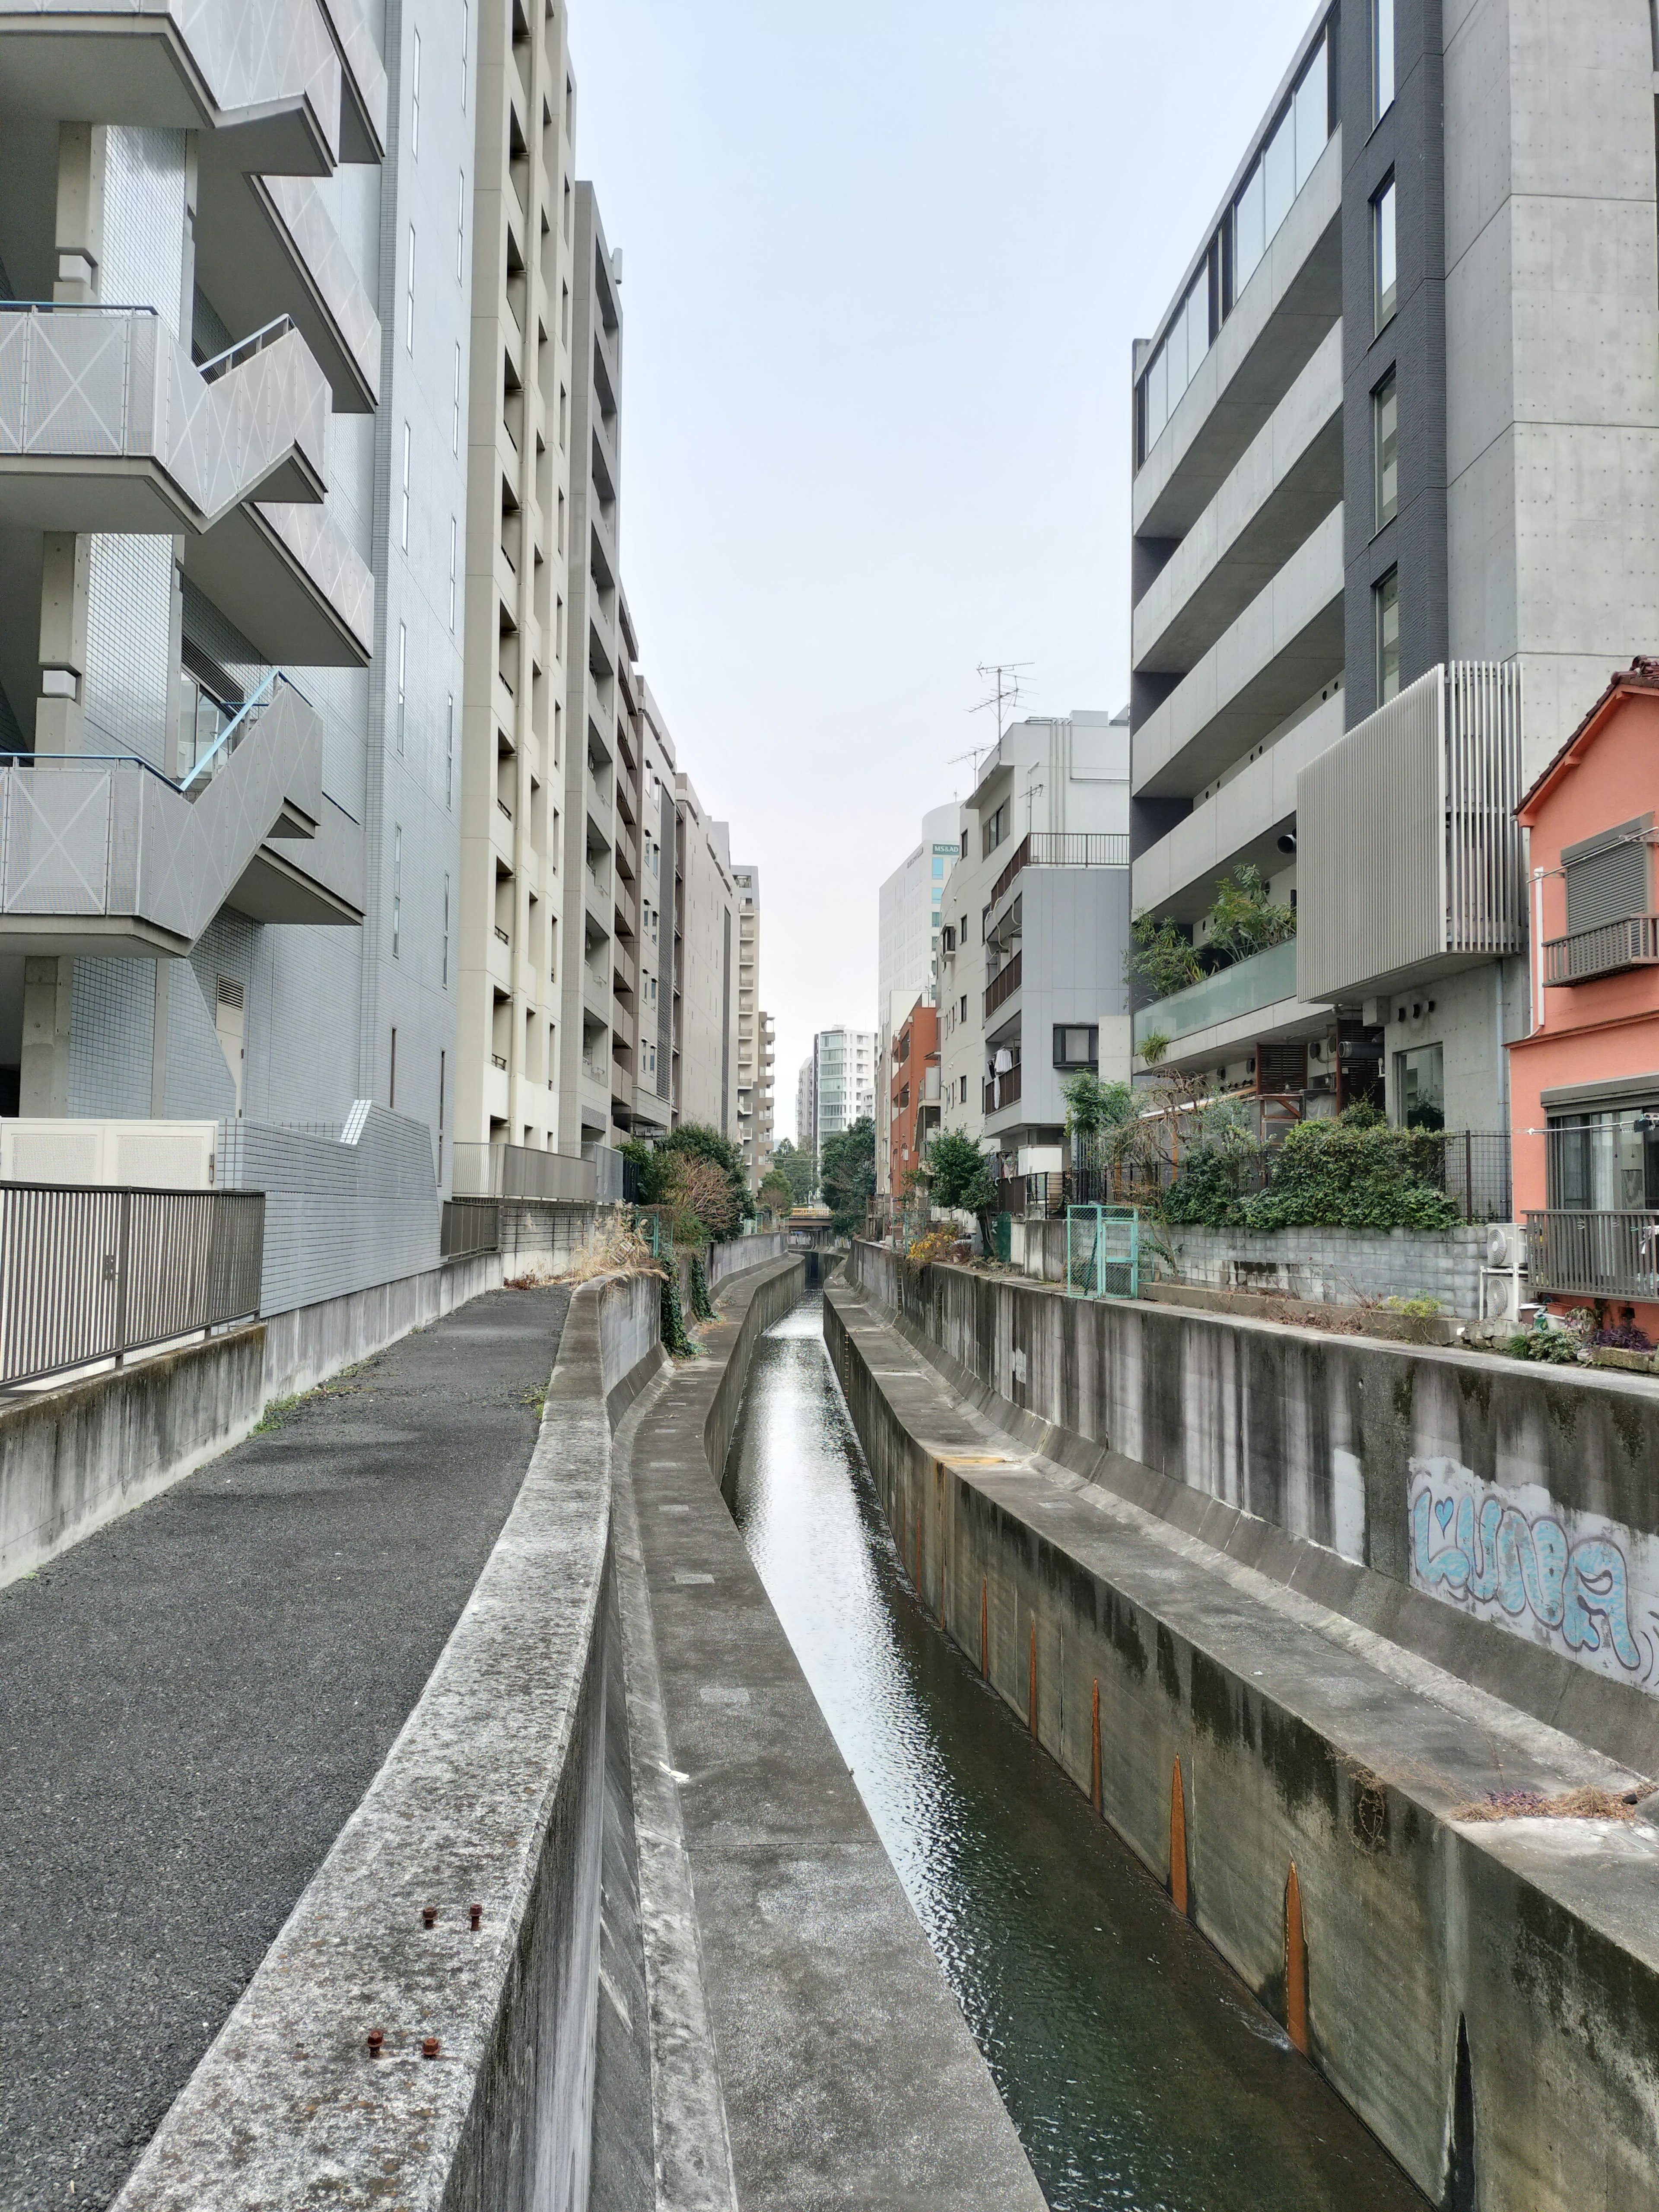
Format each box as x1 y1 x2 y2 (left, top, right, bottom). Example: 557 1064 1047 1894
723 1294 1427 2212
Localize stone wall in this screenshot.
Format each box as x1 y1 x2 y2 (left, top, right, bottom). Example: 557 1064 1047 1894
1016 1214 1489 1315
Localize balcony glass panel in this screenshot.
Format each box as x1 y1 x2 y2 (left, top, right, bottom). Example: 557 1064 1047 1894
1132 937 1298 1048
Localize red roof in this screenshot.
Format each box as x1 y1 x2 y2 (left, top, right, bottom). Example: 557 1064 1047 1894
1516 656 1659 822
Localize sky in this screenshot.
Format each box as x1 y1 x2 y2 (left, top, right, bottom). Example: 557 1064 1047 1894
570 0 1319 1143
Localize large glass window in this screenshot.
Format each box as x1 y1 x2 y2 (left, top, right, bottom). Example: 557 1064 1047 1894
1548 1109 1659 1210
1373 177 1397 329
1140 263 1210 453
1393 1042 1443 1129
1373 369 1398 528
1372 0 1395 121
1230 29 1331 299
1375 568 1400 702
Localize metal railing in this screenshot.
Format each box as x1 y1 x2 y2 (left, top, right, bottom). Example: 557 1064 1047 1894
441 1196 500 1262
451 1141 597 1204
984 950 1022 1017
1526 1210 1659 1300
990 830 1130 906
0 1183 263 1388
196 314 297 383
178 669 284 791
1543 913 1659 986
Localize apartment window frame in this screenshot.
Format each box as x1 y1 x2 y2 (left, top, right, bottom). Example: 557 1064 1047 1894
442 871 450 985
1053 1024 1100 1071
400 421 411 551
460 0 468 110
445 691 453 807
396 620 407 751
451 340 461 454
392 823 403 957
1372 0 1395 123
448 514 457 629
410 27 420 156
456 169 466 282
1372 366 1398 531
1374 566 1401 705
1372 175 1397 332
405 223 416 352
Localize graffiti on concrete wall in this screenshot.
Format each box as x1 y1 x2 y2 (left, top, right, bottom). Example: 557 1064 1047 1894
1408 1458 1658 1692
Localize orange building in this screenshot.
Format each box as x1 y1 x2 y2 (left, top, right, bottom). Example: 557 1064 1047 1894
887 997 941 1196
1510 659 1659 1333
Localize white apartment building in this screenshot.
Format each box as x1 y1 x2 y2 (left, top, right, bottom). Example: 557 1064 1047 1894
875 802 959 1187
938 713 1131 1172
671 776 738 1136
811 1027 875 1161
731 864 772 1185
795 1052 815 1168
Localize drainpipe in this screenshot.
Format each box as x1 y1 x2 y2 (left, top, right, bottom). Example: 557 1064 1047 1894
1531 867 1546 1033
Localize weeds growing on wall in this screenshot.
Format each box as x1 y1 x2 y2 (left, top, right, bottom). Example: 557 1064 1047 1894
660 1270 696 1357
689 1253 715 1321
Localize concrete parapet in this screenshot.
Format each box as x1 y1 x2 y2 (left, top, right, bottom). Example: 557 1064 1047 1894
849 1240 1659 1771
0 1327 267 1586
113 1275 620 2212
263 1248 503 1400
824 1276 1659 2212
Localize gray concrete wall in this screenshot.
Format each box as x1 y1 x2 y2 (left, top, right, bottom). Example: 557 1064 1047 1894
1018 1214 1489 1314
709 1230 786 1287
0 1327 267 1587
262 1249 503 1402
823 1277 1659 2212
851 1239 1659 1765
114 1275 622 2212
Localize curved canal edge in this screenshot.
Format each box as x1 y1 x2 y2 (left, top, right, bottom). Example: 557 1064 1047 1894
824 1265 1659 2212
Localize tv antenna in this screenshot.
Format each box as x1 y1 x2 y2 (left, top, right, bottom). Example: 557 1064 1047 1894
971 661 1033 747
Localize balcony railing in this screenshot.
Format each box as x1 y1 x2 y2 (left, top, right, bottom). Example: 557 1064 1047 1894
985 950 1023 1017
982 1065 1023 1115
1132 937 1299 1050
1527 1210 1659 1301
1544 914 1659 987
451 1141 596 1204
441 1197 499 1263
990 830 1131 907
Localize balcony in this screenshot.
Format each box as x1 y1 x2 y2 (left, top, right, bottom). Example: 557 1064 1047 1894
989 830 1130 908
1297 664 1526 1004
1133 938 1299 1051
1544 915 1659 987
200 172 381 412
982 1065 1022 1115
984 950 1022 1018
1527 1211 1659 1302
0 305 371 664
0 674 363 957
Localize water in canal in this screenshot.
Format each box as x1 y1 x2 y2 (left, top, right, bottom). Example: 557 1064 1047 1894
722 1296 1427 2212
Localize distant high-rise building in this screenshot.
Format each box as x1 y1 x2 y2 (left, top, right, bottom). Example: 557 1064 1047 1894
875 804 960 1189
795 1053 816 1169
812 1027 875 1166
731 864 771 1185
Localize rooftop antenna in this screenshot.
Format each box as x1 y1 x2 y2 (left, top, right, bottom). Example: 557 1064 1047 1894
970 660 1033 750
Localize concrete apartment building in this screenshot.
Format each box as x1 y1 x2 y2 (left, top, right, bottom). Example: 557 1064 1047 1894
731 863 773 1185
810 1027 876 1163
1128 0 1659 1137
455 0 573 1166
875 804 958 1189
937 713 1132 1173
0 0 472 1274
671 775 737 1134
887 998 940 1194
629 676 675 1139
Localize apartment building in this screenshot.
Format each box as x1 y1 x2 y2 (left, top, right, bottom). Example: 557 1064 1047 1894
1128 0 1659 1137
0 0 464 1183
731 864 772 1184
671 775 737 1136
875 803 958 1188
628 676 675 1138
887 996 940 1194
456 0 572 1162
937 713 1132 1173
795 1052 816 1169
811 1028 875 1162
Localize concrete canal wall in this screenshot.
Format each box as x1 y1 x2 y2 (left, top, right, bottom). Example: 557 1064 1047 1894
828 1253 1659 2212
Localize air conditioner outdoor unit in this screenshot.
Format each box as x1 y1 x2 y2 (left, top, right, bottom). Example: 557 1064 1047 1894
1486 1220 1527 1269
1480 1266 1531 1328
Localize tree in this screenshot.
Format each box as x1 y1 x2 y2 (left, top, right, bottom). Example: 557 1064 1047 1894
818 1116 876 1236
1206 864 1296 962
1125 911 1203 1000
772 1138 815 1205
623 1122 750 1236
758 1168 794 1219
925 1128 999 1255
662 1151 744 1245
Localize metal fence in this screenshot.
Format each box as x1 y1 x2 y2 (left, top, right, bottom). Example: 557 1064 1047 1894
441 1196 500 1263
0 1183 263 1388
1058 1127 1512 1224
1526 1210 1659 1301
451 1140 597 1204
1065 1205 1141 1300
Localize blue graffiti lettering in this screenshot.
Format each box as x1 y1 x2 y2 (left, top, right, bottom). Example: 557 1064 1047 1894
1412 1491 1468 1589
1562 1540 1642 1671
1456 1495 1504 1605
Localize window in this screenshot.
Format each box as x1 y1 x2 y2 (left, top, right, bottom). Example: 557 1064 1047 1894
396 621 407 750
389 1025 397 1107
400 423 411 550
448 515 457 628
1548 1107 1659 1211
460 0 468 110
1564 817 1653 931
392 825 402 957
445 692 453 807
410 28 420 155
1140 259 1211 456
1372 0 1395 122
1374 568 1400 703
438 1048 445 1175
932 855 945 879
981 801 1008 859
1373 177 1397 330
1053 1024 1099 1070
451 340 461 454
442 871 450 985
405 224 416 351
558 384 567 450
456 170 465 281
1373 369 1398 529
1228 29 1331 307
1392 1042 1443 1130
557 488 566 553
960 994 967 1023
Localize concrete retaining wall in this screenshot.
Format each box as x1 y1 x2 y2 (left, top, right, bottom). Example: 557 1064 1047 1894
824 1280 1659 2212
710 1230 786 1287
1017 1215 1489 1314
263 1249 503 1401
114 1273 629 2212
0 1327 268 1586
849 1240 1659 1770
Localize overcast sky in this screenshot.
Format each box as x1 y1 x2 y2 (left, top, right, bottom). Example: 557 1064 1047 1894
570 0 1319 1143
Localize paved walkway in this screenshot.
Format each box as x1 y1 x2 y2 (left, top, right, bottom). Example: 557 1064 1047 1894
0 1284 569 2212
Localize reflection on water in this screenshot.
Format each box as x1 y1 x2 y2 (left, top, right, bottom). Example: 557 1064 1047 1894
723 1296 1427 2212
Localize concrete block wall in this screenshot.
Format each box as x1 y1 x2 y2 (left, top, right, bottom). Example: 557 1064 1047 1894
1017 1215 1488 1315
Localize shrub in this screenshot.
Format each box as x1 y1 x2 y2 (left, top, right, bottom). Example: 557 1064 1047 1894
1163 1114 1459 1233
903 1225 960 1275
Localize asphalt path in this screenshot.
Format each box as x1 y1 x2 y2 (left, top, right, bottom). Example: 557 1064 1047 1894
0 1283 570 2212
